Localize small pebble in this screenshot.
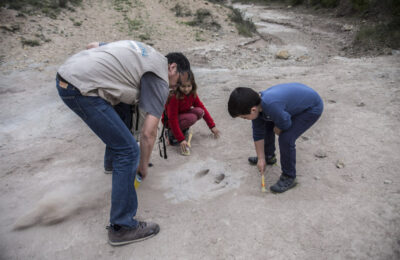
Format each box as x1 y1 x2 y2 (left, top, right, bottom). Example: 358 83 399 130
276 50 289 60
336 160 345 169
384 180 392 184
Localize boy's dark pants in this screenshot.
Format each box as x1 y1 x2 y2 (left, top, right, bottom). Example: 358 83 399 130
264 111 322 178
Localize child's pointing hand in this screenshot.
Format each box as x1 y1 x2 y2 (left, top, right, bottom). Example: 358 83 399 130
211 127 220 138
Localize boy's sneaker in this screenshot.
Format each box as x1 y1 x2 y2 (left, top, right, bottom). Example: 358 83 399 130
248 155 277 165
270 174 297 193
107 221 160 246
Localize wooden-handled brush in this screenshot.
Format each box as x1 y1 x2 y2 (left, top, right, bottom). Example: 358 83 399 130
187 131 193 147
261 173 266 192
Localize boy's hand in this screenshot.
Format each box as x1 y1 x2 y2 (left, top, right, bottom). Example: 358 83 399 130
211 127 220 138
138 165 148 179
273 126 282 136
180 140 189 153
257 158 266 173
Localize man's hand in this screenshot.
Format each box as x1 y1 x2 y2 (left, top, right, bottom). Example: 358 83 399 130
86 42 100 49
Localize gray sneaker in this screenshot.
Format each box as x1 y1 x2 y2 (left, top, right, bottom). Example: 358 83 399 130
270 174 297 193
107 221 160 246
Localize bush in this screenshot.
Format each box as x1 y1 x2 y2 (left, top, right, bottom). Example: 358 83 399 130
229 8 257 37
354 18 400 51
1 0 82 17
185 8 222 31
21 38 41 47
171 3 192 17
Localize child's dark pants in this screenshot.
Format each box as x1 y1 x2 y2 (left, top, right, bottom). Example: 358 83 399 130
264 110 322 178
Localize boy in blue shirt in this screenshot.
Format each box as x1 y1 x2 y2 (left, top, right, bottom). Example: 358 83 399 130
228 83 323 193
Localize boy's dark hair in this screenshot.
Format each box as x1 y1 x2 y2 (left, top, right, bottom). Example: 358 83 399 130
165 52 191 73
228 87 261 117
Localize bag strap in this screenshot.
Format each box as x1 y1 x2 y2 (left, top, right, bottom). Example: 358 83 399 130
158 110 168 159
158 93 175 160
135 105 140 131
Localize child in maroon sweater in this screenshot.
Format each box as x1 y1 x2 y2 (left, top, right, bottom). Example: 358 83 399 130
162 70 220 154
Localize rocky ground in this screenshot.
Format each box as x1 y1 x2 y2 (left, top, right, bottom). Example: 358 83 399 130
1 0 399 259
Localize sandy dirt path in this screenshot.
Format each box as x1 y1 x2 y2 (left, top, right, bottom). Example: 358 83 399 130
1 1 399 259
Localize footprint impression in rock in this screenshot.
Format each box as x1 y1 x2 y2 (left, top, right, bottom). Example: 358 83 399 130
194 168 226 184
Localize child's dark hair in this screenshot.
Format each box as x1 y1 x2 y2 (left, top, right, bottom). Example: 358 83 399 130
175 70 197 100
165 52 191 74
228 87 261 117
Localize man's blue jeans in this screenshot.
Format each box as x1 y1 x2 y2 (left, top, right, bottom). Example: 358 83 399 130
264 110 322 178
104 103 132 172
56 77 139 228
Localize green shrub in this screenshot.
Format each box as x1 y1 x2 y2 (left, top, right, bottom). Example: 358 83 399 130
229 8 256 37
21 38 41 47
0 0 82 17
350 0 371 12
139 33 151 41
126 18 142 31
195 9 212 21
184 8 221 30
171 3 192 17
354 19 400 50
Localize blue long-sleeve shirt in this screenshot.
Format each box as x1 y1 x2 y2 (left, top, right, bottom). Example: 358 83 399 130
252 83 323 141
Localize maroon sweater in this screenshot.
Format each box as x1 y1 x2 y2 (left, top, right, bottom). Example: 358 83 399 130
162 93 215 142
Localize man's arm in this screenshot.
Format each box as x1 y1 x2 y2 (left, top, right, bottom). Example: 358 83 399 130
254 139 266 174
138 113 159 178
86 41 108 49
251 117 267 173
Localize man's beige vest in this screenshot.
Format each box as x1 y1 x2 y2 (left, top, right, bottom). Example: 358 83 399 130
58 40 168 105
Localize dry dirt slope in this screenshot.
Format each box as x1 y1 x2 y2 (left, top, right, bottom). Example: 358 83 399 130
1 0 400 259
0 0 237 72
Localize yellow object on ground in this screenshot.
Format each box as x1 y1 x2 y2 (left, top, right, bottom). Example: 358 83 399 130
181 147 190 156
134 172 142 189
187 132 193 147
